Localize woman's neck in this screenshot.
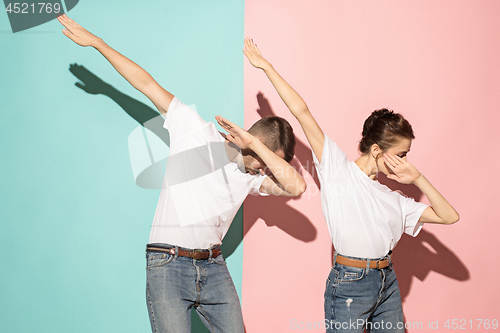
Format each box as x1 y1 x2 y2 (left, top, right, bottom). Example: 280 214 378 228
354 154 379 180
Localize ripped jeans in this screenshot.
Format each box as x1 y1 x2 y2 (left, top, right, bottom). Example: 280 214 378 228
324 253 405 333
146 244 244 333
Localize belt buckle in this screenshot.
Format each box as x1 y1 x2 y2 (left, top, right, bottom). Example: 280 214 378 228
376 259 381 270
192 250 205 260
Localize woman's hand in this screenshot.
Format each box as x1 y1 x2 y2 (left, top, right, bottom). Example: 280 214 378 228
383 153 421 184
243 38 272 70
57 14 101 47
215 115 256 150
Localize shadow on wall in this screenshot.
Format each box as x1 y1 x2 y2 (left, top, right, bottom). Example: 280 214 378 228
244 92 318 241
378 173 470 303
70 65 470 330
69 66 318 332
68 63 244 333
254 90 469 303
329 173 470 305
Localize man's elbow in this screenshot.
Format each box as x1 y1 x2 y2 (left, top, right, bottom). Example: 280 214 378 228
290 182 307 197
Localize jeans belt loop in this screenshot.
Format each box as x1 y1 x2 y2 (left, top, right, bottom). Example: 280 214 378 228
365 259 370 275
333 251 338 266
174 246 179 260
208 248 213 262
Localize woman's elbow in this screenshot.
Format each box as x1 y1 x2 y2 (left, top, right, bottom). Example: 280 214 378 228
445 212 460 225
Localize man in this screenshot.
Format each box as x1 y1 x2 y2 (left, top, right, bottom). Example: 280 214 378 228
57 14 306 333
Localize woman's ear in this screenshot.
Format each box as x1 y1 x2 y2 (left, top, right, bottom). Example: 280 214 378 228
370 143 381 159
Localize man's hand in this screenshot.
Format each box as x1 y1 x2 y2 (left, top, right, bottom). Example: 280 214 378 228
383 153 421 184
57 14 101 47
243 38 272 70
215 115 256 150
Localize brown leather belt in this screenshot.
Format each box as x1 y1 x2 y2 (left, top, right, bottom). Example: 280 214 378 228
147 246 221 260
336 253 392 269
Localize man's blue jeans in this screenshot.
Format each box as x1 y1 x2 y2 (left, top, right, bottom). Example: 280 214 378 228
324 253 405 333
146 244 244 333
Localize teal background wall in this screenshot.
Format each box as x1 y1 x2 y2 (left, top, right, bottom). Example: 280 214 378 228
0 1 245 332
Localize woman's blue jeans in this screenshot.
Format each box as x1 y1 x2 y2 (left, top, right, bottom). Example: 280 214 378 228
146 244 244 333
324 253 405 333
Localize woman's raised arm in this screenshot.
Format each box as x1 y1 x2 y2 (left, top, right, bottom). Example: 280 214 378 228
244 38 325 162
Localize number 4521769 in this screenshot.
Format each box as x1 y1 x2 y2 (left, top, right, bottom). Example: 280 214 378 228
444 319 498 330
5 3 62 14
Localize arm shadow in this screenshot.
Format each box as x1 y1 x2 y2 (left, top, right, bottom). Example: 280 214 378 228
329 173 470 303
243 92 318 243
256 92 320 189
69 63 170 146
69 70 317 254
69 63 248 259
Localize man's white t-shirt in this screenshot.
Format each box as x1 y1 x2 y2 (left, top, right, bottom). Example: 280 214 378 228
149 97 267 249
313 135 428 259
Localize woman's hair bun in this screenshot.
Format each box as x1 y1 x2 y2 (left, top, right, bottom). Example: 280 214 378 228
359 108 414 154
362 108 394 137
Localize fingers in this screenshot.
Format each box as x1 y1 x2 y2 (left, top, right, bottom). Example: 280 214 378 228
58 14 83 39
244 37 261 55
386 174 399 181
57 15 71 31
383 154 399 173
58 14 78 27
58 15 78 40
215 115 233 132
383 153 404 168
216 115 237 129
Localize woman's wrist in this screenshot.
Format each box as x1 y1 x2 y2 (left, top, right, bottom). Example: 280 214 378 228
412 173 424 186
260 61 274 72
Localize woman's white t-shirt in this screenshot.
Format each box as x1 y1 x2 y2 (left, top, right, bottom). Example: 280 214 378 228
313 135 428 259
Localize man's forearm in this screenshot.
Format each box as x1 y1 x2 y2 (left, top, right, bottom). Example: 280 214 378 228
249 139 306 196
93 39 155 92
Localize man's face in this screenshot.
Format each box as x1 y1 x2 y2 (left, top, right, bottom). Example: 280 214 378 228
242 149 285 175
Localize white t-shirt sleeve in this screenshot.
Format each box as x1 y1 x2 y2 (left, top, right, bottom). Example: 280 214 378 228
164 97 207 143
312 135 348 180
249 174 270 196
403 196 428 237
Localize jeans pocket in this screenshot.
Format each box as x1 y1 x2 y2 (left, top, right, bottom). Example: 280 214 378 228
211 254 226 265
337 266 365 283
146 252 174 269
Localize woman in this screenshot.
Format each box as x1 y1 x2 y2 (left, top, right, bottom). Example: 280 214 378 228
243 38 459 332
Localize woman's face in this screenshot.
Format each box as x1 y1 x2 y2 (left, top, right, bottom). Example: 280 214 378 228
377 138 412 175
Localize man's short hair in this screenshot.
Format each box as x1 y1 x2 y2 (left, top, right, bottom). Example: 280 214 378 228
248 116 296 163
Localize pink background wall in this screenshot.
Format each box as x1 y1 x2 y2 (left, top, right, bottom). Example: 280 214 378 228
243 1 500 331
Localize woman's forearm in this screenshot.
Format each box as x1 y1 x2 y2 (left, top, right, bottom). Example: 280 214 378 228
261 64 309 119
414 174 460 224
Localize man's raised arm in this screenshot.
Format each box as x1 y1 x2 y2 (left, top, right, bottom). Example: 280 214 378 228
216 116 307 197
57 14 173 115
